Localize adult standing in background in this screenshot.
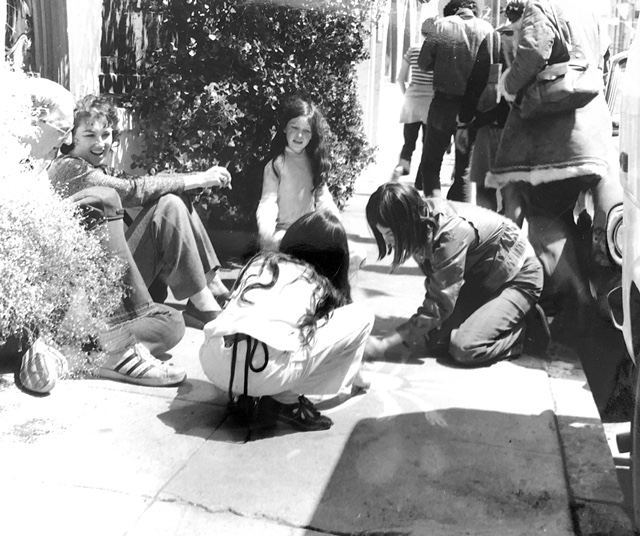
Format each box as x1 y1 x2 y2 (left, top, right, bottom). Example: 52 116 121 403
455 0 527 211
416 0 493 201
485 0 615 315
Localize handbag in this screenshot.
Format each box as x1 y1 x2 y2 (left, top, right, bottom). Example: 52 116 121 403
517 2 602 119
477 31 502 113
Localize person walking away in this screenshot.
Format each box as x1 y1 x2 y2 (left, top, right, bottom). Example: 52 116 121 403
485 0 616 318
455 0 527 211
393 17 437 184
416 0 493 201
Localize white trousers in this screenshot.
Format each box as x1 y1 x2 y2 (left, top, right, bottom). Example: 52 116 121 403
199 303 374 403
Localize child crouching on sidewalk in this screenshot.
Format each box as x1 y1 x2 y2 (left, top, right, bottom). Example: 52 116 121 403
200 211 373 432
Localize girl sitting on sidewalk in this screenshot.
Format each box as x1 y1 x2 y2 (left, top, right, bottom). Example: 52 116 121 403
364 182 549 367
48 95 232 331
199 210 374 432
256 96 366 272
256 97 340 250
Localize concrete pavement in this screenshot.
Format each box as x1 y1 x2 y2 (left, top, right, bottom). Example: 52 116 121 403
0 169 634 536
0 80 635 535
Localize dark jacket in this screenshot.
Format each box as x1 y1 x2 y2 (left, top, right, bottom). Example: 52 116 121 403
458 28 512 129
417 8 493 97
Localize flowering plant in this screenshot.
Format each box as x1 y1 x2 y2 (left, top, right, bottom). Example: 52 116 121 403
0 70 124 373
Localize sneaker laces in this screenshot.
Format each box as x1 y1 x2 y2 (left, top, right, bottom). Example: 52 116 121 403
130 343 172 371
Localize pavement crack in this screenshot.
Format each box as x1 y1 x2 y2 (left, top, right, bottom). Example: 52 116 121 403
150 497 410 536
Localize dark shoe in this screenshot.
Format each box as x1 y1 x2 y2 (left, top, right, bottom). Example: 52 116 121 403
261 395 333 432
183 300 220 330
227 395 277 429
524 303 551 356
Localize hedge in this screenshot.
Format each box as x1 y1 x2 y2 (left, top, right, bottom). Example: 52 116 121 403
125 0 378 231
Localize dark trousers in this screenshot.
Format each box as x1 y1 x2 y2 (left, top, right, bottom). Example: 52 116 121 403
515 177 597 310
400 122 427 163
416 92 472 202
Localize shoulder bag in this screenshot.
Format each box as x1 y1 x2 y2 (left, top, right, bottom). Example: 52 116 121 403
477 31 502 113
517 2 602 119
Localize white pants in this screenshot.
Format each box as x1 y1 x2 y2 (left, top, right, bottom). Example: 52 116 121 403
199 303 374 403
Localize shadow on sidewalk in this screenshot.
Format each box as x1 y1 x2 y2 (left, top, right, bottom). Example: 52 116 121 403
302 408 569 535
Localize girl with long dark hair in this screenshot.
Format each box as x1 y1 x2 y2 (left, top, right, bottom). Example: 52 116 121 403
200 210 373 431
365 182 548 366
256 96 340 250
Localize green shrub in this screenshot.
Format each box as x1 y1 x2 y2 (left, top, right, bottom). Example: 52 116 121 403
1 69 124 372
125 0 377 231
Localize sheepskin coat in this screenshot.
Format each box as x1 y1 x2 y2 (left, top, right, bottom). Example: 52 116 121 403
486 0 615 188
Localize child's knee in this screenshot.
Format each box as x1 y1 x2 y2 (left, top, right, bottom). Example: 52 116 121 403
448 329 477 365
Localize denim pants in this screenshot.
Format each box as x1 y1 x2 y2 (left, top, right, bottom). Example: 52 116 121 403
199 303 375 403
126 193 221 301
431 255 544 366
72 187 185 355
417 92 472 202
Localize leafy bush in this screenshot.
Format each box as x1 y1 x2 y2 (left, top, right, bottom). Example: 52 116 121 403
1 69 124 372
125 0 377 230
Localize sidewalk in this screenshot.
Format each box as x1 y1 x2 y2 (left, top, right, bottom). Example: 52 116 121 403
0 81 634 535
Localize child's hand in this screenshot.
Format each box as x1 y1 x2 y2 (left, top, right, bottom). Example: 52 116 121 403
364 333 406 360
364 336 386 360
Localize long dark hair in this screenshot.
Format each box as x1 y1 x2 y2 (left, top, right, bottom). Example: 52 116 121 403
268 96 330 191
236 211 351 347
280 210 351 304
366 182 436 270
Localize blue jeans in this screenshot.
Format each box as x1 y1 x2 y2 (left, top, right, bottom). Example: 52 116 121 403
432 255 544 366
417 92 472 202
73 187 185 355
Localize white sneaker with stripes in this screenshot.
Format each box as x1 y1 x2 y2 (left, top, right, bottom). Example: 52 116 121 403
98 343 186 387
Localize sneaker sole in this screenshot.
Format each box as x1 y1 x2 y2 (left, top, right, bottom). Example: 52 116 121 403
98 367 186 387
